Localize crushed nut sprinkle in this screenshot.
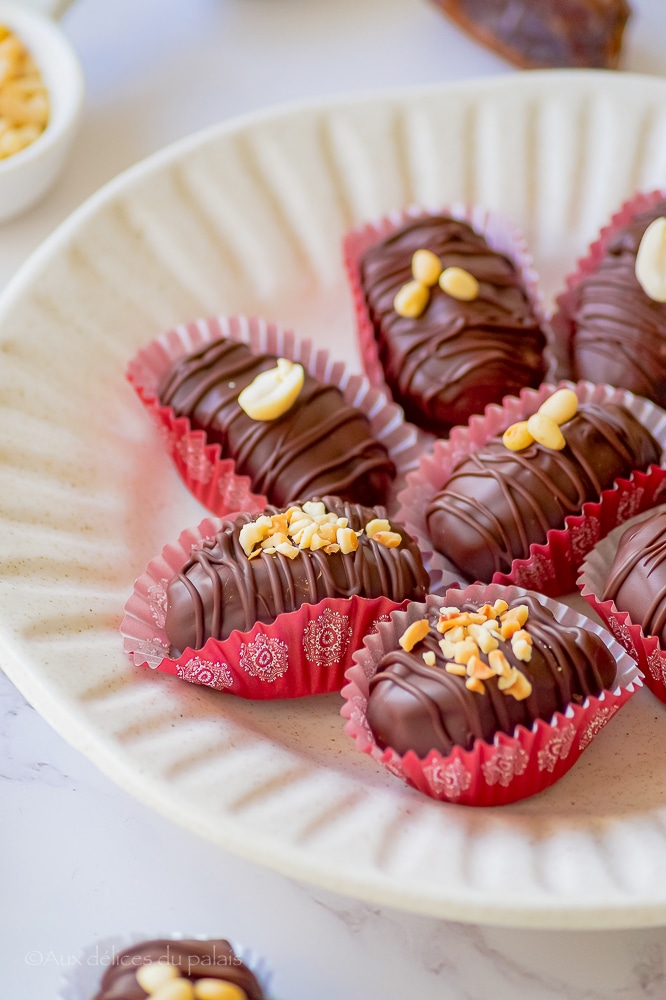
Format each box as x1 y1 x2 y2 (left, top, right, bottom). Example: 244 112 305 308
238 500 402 560
396 598 534 701
0 25 49 160
502 388 579 454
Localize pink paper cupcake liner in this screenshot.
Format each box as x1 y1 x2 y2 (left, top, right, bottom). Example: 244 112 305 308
550 188 666 367
395 379 666 596
121 513 432 699
578 503 666 705
127 314 422 518
341 584 640 807
57 932 274 1000
342 202 555 414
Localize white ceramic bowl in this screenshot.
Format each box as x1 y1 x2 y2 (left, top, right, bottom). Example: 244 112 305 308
0 1 84 222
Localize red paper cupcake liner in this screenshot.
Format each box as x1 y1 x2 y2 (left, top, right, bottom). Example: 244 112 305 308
578 504 666 705
341 585 640 807
550 188 666 366
121 513 427 699
395 379 666 596
342 202 554 416
127 314 422 518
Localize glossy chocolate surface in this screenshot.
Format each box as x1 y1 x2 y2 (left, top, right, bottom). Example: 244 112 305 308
603 510 666 643
425 401 661 582
569 199 666 405
165 496 429 656
358 215 547 436
432 0 630 70
158 336 396 507
91 938 264 1000
367 594 616 756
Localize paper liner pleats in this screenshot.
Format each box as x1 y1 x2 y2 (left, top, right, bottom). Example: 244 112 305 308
121 513 429 699
394 379 666 596
579 504 666 706
341 585 639 807
126 314 421 517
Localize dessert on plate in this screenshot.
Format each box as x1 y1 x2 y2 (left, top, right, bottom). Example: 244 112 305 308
344 210 548 437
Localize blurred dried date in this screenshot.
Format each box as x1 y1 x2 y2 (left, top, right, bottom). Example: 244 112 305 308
0 24 49 159
430 0 631 70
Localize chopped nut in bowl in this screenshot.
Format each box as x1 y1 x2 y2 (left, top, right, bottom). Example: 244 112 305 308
0 2 83 222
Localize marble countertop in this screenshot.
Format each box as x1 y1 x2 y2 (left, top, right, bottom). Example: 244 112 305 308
4 0 666 996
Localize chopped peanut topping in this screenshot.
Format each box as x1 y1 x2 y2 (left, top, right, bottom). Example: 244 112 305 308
422 650 436 667
238 357 305 421
0 25 49 160
432 598 534 700
238 502 403 560
399 618 430 652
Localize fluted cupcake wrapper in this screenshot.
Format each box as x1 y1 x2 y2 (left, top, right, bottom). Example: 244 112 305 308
578 504 666 705
395 379 666 596
126 314 422 518
340 585 639 807
342 201 554 432
57 932 274 1000
121 513 439 699
550 187 666 371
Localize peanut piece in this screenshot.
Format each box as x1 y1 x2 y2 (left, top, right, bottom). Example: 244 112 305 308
372 530 402 548
488 649 512 677
466 655 495 680
439 266 480 301
502 671 533 701
512 637 533 662
135 963 181 993
412 248 442 286
465 676 486 694
275 541 300 559
537 388 578 426
636 216 666 302
497 667 520 690
151 980 196 1000
337 526 359 553
453 640 479 664
239 521 269 556
394 279 430 318
445 661 467 676
422 650 436 666
302 500 326 518
502 421 534 451
237 358 305 421
527 412 566 451
398 618 430 651
194 981 248 1000
365 518 391 538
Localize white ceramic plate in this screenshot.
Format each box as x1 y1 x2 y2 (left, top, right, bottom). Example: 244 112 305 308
3 70 666 930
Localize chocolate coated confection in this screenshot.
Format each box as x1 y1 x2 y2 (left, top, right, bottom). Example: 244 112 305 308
431 0 630 70
358 215 547 436
165 496 429 657
426 401 661 582
91 938 265 1000
367 594 616 756
603 510 666 644
568 199 666 406
158 336 396 507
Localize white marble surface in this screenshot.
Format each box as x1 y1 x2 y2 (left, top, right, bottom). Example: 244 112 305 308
4 0 666 996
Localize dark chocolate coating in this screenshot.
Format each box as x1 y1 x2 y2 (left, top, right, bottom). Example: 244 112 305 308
431 0 630 70
367 594 616 756
158 336 396 507
425 401 661 583
569 199 666 406
91 938 264 1000
358 215 547 436
603 510 666 643
166 495 429 656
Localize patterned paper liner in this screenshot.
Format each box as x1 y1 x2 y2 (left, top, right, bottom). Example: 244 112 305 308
342 202 556 428
550 188 666 370
120 512 436 699
341 584 640 807
57 931 274 1000
578 503 666 705
126 314 422 518
395 379 666 597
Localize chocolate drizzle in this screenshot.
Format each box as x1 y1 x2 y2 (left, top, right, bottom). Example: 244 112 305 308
358 215 547 435
366 594 616 756
603 510 666 642
425 401 661 582
91 938 265 1000
568 199 666 406
165 496 429 656
158 336 396 507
